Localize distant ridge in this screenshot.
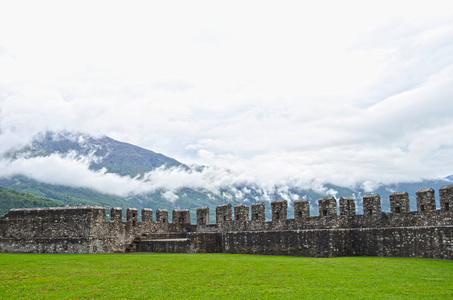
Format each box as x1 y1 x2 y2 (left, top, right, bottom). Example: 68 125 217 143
444 174 453 182
1 131 452 221
16 131 186 177
0 186 62 217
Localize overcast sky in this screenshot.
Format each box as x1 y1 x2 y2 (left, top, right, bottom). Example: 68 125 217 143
1 1 453 196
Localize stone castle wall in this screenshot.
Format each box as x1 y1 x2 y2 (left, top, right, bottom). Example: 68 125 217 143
1 185 453 259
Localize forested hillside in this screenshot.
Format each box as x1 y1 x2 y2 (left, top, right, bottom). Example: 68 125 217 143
0 186 62 217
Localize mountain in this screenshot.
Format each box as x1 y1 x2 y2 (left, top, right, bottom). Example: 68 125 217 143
0 131 451 220
444 174 453 182
8 131 186 177
0 186 62 217
1 132 263 220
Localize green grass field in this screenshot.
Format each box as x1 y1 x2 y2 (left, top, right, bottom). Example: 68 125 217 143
0 253 452 299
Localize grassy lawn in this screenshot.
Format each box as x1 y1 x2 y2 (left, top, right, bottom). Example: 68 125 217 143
0 253 452 299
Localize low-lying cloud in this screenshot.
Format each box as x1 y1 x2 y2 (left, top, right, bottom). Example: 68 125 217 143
1 63 453 198
0 1 453 200
0 150 342 201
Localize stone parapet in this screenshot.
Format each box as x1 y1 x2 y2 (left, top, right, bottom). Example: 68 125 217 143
1 187 453 259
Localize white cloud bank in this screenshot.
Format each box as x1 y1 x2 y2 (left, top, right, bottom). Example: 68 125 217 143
1 0 453 197
0 151 340 200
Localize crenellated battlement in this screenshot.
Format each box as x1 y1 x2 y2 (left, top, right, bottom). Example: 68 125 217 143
86 185 453 228
1 185 453 258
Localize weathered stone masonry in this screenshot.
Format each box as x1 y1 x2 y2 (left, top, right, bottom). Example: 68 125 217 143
1 185 453 259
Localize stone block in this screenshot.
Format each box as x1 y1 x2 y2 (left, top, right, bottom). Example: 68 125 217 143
234 204 249 221
271 200 287 221
172 210 191 225
110 207 122 223
416 188 436 212
339 197 356 216
440 184 453 212
127 208 138 226
197 207 209 226
318 197 337 217
390 191 410 214
294 199 310 220
363 194 381 217
156 209 169 223
216 203 232 224
251 202 265 221
141 208 153 223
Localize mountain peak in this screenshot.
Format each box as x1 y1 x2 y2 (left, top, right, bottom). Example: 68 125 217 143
12 131 187 177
